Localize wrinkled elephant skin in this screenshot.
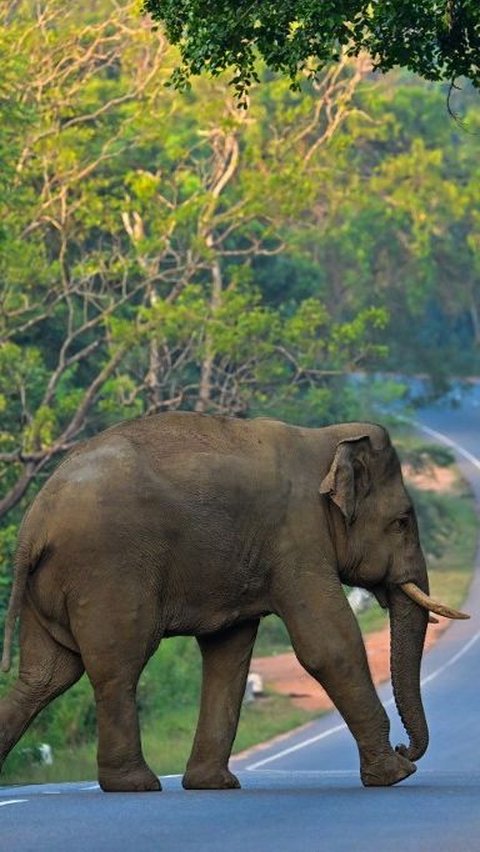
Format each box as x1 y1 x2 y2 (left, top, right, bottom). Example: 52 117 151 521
0 412 442 790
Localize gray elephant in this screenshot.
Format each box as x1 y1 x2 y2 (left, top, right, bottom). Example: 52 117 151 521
0 413 467 791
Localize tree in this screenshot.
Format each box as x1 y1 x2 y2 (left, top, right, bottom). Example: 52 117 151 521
0 1 387 534
143 1 480 101
0 0 170 519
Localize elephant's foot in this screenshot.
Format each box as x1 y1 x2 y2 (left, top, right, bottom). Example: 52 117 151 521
182 764 241 790
360 751 416 787
99 763 161 793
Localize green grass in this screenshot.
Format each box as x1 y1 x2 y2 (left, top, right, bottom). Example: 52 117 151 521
426 492 477 610
255 614 292 656
356 605 388 634
2 742 98 786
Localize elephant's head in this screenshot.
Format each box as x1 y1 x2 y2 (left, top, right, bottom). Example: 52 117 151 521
319 425 468 762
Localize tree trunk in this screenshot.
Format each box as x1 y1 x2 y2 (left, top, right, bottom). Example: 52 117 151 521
195 258 222 413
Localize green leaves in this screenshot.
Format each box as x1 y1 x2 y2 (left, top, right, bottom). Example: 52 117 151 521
139 286 208 344
144 1 480 98
22 406 58 454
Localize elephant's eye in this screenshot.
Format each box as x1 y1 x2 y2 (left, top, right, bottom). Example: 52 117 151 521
390 515 410 533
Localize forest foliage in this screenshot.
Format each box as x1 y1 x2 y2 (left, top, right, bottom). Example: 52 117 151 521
144 1 480 102
1 0 480 615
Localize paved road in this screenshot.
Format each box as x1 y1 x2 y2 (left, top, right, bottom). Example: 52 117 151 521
1 401 480 851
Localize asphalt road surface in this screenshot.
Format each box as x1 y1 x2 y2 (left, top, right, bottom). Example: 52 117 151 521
2 400 480 851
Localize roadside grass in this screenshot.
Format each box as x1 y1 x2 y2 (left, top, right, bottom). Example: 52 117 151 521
0 443 477 786
426 491 477 610
1 742 98 785
254 615 292 656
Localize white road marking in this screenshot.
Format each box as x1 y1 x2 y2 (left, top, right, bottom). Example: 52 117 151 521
412 421 480 472
0 799 28 807
253 769 358 775
420 630 480 687
246 423 480 772
246 725 347 769
42 790 61 794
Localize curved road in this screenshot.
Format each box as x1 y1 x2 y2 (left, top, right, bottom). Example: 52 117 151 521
2 400 480 851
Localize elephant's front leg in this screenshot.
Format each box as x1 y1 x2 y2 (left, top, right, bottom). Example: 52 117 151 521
183 619 259 790
278 577 416 787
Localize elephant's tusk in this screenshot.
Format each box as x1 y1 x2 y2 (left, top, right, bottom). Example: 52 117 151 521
400 582 470 620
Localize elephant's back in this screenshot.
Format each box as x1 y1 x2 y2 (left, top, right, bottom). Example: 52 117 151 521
108 410 287 459
23 411 292 553
23 434 141 548
46 433 139 498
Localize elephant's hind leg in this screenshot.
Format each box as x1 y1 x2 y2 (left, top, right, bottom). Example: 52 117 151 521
0 597 84 771
183 619 259 790
75 590 162 793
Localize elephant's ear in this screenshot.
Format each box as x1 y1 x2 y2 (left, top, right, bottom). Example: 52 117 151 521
319 435 372 525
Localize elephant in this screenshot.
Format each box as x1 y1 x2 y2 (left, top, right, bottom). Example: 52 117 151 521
0 412 467 792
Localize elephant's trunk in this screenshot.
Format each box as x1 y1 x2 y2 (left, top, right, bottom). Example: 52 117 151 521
388 579 429 762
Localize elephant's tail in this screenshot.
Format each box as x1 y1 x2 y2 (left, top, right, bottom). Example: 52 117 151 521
1 539 43 673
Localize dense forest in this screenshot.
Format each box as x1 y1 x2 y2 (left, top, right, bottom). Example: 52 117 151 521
1 0 480 616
